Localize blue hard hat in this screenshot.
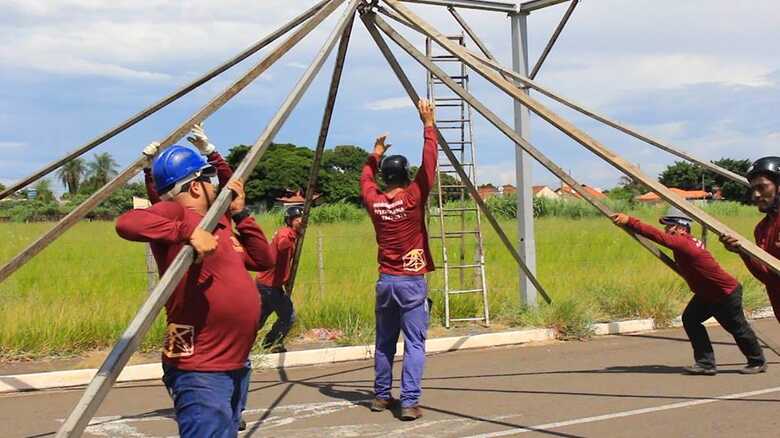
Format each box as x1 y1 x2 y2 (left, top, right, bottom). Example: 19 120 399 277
151 145 215 197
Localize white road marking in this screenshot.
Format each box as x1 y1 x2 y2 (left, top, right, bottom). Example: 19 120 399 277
464 385 780 437
79 399 370 437
61 384 780 437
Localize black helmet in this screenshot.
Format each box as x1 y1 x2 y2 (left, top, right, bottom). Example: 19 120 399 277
284 205 304 226
380 154 410 185
747 157 780 183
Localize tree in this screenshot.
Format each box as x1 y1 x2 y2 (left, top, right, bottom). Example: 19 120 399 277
710 158 751 202
226 143 374 207
56 158 86 195
0 182 5 192
318 145 369 204
607 175 648 203
62 182 146 219
33 179 55 203
83 152 119 193
658 161 704 191
226 143 314 208
658 158 751 202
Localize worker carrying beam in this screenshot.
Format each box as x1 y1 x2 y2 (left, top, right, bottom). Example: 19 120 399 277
360 98 436 421
612 208 766 376
721 157 780 323
255 205 305 353
115 144 273 437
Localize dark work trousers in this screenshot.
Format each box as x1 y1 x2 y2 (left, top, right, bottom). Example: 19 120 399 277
258 285 296 349
682 285 765 369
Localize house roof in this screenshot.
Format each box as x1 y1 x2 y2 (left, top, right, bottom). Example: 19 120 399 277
556 184 607 199
532 185 550 195
635 188 709 202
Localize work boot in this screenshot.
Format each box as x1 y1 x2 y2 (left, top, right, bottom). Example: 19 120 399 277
370 397 398 412
269 345 287 354
683 364 717 376
739 362 768 375
400 405 423 421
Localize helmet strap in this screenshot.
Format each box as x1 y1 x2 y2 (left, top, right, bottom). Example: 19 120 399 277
199 180 213 210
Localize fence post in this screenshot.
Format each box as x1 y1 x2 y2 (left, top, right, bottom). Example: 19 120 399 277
317 230 325 299
145 245 158 293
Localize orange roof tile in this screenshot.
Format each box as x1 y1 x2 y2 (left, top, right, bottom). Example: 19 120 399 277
635 188 710 202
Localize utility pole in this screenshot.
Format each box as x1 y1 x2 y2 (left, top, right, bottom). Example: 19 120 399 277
510 10 537 308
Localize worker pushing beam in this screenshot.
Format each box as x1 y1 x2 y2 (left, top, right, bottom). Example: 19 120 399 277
56 1 358 435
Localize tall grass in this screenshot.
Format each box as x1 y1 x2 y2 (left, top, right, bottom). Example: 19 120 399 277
0 202 770 358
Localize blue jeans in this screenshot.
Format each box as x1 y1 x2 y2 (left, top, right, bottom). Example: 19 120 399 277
162 363 250 437
374 273 429 408
258 286 296 348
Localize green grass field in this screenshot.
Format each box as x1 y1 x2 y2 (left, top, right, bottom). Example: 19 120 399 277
0 203 771 359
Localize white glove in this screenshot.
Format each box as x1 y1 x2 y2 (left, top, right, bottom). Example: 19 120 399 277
142 141 160 168
186 122 216 155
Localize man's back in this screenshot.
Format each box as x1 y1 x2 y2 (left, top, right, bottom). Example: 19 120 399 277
361 126 437 275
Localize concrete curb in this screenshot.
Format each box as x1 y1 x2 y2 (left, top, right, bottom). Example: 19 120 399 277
0 306 773 394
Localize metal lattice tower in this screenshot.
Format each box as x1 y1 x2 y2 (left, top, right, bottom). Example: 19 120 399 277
425 34 489 328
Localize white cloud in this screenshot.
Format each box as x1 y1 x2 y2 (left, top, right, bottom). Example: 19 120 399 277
476 163 517 186
0 141 25 149
365 97 414 111
286 62 310 70
632 121 689 142
0 0 345 81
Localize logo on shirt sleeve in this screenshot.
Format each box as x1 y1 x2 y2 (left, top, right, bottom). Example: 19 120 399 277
402 249 426 272
163 323 195 358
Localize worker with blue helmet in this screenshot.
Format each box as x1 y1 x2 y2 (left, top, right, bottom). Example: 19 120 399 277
151 145 217 200
117 133 273 436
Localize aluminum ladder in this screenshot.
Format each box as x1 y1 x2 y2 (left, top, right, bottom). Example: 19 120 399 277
425 35 489 328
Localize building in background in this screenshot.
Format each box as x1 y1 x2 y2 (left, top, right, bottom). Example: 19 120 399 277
635 188 711 204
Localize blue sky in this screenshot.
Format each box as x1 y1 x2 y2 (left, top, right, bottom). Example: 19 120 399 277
1 0 778 195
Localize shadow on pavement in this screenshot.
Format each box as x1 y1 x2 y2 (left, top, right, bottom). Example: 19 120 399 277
421 405 586 438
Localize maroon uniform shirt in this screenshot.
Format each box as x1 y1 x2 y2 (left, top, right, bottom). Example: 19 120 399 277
116 202 272 371
740 212 780 317
360 126 437 276
256 226 297 288
626 217 739 302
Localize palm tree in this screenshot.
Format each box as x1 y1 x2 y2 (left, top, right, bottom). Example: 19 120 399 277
56 158 86 195
86 152 119 189
33 179 54 203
